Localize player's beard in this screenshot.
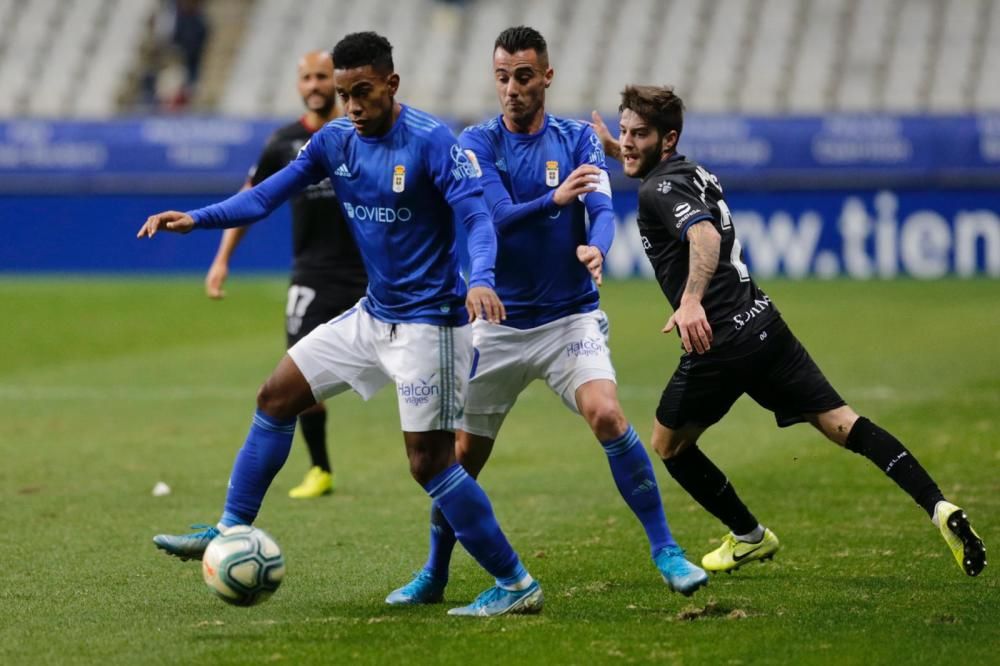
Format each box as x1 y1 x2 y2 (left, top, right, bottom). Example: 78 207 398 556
304 92 334 115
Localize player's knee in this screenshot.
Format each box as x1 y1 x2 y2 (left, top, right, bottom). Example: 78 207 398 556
405 433 454 485
255 380 297 421
407 450 449 485
811 406 860 446
652 429 694 460
582 401 627 441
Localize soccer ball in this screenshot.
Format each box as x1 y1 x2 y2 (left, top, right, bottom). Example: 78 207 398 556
201 525 285 606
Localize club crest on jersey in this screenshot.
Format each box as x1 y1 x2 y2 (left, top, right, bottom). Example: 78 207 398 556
392 165 406 193
545 160 559 187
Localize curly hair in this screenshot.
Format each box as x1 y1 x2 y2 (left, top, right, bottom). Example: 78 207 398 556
619 85 685 139
331 31 394 73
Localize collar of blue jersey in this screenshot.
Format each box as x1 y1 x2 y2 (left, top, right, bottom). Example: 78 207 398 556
354 104 410 144
497 112 550 140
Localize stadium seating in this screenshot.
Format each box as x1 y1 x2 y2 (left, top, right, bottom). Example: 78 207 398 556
0 0 154 117
0 0 997 119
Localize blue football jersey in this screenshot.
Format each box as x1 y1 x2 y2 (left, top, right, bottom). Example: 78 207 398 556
190 104 492 326
460 114 614 329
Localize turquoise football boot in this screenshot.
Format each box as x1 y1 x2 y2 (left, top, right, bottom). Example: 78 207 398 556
152 524 220 561
385 570 447 605
447 580 543 617
654 546 709 596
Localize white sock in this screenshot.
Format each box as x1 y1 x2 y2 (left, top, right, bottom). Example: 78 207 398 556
930 500 954 528
733 524 765 543
498 573 534 591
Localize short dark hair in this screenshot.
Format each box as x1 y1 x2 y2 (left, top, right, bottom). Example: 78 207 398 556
619 85 685 140
494 26 548 60
331 31 394 73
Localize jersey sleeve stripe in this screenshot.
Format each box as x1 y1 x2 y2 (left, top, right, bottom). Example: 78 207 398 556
404 108 442 128
679 213 715 242
404 117 440 134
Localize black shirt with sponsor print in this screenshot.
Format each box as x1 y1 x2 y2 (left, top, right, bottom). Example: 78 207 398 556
250 118 367 289
637 153 781 352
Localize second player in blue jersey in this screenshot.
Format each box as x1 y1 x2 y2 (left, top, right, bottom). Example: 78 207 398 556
386 26 707 607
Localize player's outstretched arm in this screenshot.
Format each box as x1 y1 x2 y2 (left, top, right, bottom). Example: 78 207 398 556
590 111 622 162
663 221 719 354
137 211 195 238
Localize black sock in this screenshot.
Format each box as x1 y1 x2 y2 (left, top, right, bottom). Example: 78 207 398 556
298 410 331 473
845 417 944 517
663 445 759 535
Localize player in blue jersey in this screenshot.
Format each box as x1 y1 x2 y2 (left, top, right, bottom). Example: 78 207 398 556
386 26 707 606
137 32 543 617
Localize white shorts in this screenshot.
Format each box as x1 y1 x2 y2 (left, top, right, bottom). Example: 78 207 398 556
287 300 470 433
463 309 616 438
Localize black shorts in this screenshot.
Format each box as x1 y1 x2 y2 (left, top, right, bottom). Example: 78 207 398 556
284 281 366 348
656 319 845 430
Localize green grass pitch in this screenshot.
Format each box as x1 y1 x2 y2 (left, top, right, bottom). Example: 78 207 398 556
1 277 997 665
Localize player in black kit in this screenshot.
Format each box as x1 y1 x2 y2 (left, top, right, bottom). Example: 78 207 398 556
205 51 367 498
590 85 986 577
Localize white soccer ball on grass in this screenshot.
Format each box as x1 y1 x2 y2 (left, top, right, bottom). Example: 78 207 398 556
201 525 285 606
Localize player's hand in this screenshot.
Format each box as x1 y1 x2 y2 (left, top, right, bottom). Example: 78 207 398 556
205 261 229 299
137 211 195 238
466 286 506 324
553 165 602 206
663 298 713 354
590 110 622 162
576 245 604 286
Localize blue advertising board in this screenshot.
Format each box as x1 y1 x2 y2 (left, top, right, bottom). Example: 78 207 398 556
1 115 998 276
606 189 1000 280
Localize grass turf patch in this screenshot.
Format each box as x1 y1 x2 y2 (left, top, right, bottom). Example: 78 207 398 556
1 277 997 665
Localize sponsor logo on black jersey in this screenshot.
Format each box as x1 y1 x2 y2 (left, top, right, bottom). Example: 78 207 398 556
732 295 773 331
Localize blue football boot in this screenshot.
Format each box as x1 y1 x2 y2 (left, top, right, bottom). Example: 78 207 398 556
385 570 447 605
152 524 220 561
447 580 543 617
655 546 709 596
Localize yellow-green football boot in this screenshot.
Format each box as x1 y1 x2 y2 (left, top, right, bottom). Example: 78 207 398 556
702 528 780 573
288 466 334 499
934 501 986 576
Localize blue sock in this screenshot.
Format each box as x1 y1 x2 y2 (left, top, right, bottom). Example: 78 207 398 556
422 502 457 581
423 464 528 589
220 409 296 527
601 425 678 555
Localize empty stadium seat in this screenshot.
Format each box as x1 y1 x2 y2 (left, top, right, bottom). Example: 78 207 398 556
0 0 998 120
